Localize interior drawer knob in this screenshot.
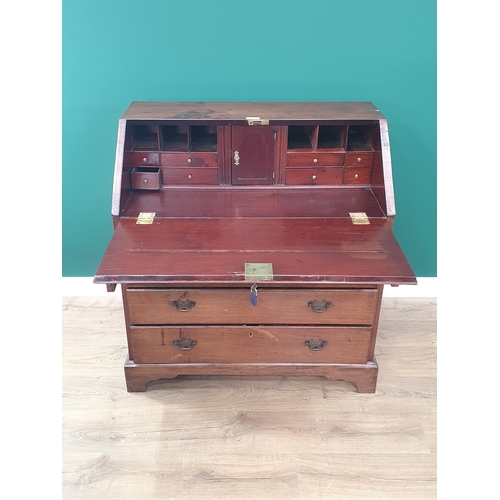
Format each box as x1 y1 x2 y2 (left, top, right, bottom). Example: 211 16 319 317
357 157 362 163
173 338 197 351
171 299 196 312
187 158 192 164
312 175 317 180
307 299 332 313
304 339 328 351
313 158 318 163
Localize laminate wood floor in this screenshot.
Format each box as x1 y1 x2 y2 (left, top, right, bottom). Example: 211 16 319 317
62 296 436 499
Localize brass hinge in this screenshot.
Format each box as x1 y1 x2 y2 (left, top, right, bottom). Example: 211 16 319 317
349 212 370 225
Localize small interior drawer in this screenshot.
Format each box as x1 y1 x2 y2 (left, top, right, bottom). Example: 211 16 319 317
161 167 219 185
345 152 374 167
129 152 160 166
286 152 344 167
131 167 161 190
343 167 371 185
285 167 343 186
160 152 218 168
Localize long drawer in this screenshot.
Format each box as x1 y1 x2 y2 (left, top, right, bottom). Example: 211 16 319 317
130 325 372 364
125 288 378 325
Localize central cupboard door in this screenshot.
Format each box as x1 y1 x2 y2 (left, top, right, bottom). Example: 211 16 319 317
231 126 275 185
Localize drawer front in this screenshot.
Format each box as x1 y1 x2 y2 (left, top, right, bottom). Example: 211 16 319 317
131 167 161 190
130 325 372 364
345 152 374 167
125 288 378 325
161 167 219 185
285 167 343 186
286 152 344 167
343 167 371 185
128 152 160 166
160 152 218 168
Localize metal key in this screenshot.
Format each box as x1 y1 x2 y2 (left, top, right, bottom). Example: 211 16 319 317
250 284 258 306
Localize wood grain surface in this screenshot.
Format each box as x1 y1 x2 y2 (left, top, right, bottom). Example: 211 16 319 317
120 102 385 122
94 217 416 285
62 296 436 499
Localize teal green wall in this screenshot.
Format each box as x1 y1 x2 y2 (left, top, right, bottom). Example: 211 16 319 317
63 0 436 277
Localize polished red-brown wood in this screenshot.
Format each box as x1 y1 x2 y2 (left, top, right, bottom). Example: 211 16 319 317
285 167 343 186
124 288 379 325
130 325 372 365
95 102 416 394
94 215 415 285
231 126 275 185
120 102 386 122
119 186 387 219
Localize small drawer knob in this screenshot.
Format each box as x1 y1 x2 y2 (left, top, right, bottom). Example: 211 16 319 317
313 158 318 163
187 158 192 164
354 174 359 179
357 157 362 163
312 175 317 180
143 178 148 184
142 157 148 163
188 174 192 179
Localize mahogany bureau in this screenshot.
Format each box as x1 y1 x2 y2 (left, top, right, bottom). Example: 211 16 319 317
94 102 416 392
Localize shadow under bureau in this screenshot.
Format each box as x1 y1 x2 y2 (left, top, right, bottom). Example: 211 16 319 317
94 102 416 392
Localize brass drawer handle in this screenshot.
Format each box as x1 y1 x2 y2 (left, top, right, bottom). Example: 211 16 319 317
171 299 196 312
304 339 327 351
173 338 197 351
307 299 332 313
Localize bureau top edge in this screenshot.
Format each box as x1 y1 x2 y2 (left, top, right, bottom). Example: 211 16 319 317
120 102 386 122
